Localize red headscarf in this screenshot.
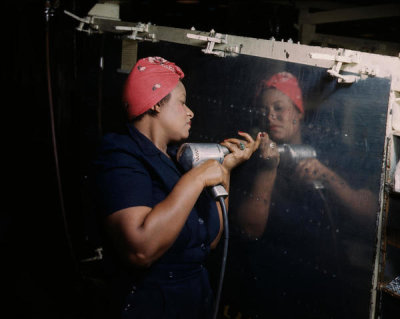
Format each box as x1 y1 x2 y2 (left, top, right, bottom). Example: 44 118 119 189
123 57 185 118
256 72 304 113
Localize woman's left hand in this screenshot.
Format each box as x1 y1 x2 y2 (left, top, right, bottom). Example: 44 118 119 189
220 131 262 172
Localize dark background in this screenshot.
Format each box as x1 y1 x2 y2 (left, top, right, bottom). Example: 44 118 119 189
3 1 399 318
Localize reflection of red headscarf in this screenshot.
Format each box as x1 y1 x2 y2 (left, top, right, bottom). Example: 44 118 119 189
256 72 304 113
123 56 185 118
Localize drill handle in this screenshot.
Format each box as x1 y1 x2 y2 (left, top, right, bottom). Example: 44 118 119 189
210 184 229 199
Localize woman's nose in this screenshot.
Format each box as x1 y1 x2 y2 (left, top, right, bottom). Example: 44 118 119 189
186 105 194 118
268 110 276 121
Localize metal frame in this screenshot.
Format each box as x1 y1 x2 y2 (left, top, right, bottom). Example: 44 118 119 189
65 3 400 317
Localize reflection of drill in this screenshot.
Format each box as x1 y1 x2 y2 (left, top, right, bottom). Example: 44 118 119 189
277 144 324 189
277 144 317 167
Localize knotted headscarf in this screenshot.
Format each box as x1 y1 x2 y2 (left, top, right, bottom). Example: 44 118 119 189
123 56 185 118
256 72 304 113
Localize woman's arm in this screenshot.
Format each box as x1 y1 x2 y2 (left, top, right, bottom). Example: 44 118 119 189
235 169 277 238
106 159 228 267
211 131 262 248
232 133 279 238
106 131 261 266
295 158 378 217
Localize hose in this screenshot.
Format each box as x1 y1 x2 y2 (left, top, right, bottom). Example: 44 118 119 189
213 196 229 319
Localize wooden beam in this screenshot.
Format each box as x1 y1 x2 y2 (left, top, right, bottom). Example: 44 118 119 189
311 32 400 57
294 1 353 10
300 23 316 45
300 4 400 24
261 1 352 10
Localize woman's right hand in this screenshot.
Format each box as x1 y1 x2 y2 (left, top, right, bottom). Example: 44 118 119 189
258 133 280 169
190 159 229 190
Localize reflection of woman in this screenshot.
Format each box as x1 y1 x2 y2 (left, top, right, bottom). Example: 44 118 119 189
237 71 377 238
93 57 261 319
226 72 378 318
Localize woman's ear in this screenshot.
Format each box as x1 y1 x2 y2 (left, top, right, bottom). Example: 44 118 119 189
292 109 304 125
152 104 162 113
298 110 304 121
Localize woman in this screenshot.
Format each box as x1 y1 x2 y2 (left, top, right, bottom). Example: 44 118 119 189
93 56 261 319
226 71 378 318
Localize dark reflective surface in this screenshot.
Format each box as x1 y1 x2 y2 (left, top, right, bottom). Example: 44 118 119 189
135 42 390 318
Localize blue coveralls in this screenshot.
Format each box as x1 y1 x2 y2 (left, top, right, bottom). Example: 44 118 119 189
93 124 220 319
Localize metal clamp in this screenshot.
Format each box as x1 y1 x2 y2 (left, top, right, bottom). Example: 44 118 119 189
187 29 240 57
310 50 360 83
115 23 156 41
64 10 99 34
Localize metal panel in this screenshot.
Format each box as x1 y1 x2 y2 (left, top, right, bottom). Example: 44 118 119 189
133 41 390 318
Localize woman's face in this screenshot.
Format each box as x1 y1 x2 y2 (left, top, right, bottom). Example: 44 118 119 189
157 81 194 142
259 88 303 144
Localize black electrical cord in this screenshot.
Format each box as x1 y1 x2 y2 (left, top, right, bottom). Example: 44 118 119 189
213 196 229 319
316 188 341 277
315 187 345 315
45 0 79 274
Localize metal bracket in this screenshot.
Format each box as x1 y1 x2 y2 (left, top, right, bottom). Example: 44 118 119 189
115 23 157 42
310 50 360 83
64 10 100 34
80 247 104 263
186 29 241 57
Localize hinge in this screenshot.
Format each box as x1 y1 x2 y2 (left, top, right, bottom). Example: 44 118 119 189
310 50 360 83
186 29 241 57
115 23 157 42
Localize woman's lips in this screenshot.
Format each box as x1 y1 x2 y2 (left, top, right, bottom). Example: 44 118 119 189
269 125 281 131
